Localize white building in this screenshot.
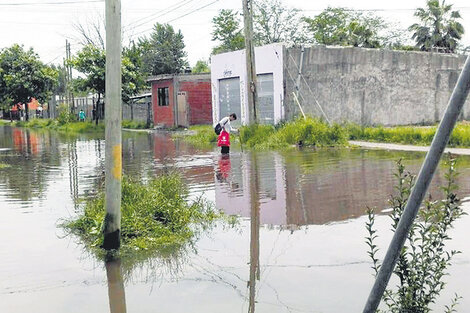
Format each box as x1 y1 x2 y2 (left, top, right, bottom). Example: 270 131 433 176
211 43 285 126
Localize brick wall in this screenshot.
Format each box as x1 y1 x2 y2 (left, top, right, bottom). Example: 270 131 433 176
152 80 174 127
180 81 212 125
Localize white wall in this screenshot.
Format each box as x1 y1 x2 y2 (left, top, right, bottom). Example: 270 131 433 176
211 43 284 125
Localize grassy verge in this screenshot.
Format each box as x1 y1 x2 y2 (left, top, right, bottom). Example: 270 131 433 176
122 119 150 129
347 122 470 147
0 163 11 169
61 173 222 260
9 119 105 133
178 118 348 149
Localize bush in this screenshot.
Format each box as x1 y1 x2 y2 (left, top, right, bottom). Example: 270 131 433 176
62 173 221 258
366 158 464 313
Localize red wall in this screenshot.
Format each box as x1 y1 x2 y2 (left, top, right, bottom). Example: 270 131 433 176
152 79 174 127
180 81 212 125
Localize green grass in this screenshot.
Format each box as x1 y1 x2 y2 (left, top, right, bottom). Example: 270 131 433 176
0 163 11 169
10 119 105 133
179 118 348 150
175 125 218 147
61 173 222 260
0 120 10 126
347 122 470 147
122 119 151 129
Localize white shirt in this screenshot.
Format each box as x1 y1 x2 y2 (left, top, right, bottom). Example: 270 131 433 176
217 116 238 133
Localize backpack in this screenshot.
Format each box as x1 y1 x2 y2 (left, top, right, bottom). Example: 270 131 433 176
214 123 222 135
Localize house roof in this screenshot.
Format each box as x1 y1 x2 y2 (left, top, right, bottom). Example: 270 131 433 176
147 73 211 83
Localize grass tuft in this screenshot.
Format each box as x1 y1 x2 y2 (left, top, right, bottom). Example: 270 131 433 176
61 173 221 260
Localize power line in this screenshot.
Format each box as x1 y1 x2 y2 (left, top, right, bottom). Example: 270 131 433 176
124 0 197 30
0 0 103 5
133 0 222 37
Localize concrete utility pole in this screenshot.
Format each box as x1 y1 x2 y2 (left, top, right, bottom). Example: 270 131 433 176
242 0 257 124
363 55 470 313
102 0 122 250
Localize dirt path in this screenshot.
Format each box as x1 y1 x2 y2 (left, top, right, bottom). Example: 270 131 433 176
349 140 470 156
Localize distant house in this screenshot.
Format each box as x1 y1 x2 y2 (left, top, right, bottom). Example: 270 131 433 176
148 73 212 128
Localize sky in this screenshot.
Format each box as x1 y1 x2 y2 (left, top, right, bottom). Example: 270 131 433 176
0 0 469 68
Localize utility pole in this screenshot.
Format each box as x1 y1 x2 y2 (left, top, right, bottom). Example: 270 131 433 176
103 0 122 250
363 55 470 313
242 0 257 124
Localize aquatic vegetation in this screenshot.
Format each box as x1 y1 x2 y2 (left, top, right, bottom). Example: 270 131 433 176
176 125 218 147
0 163 11 169
348 122 470 148
62 173 222 260
365 158 464 312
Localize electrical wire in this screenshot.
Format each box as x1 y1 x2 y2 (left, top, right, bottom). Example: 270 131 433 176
0 0 104 6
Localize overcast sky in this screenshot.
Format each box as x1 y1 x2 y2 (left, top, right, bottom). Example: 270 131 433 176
0 0 469 67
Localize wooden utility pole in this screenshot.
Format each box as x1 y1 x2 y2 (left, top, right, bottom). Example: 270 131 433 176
103 0 122 250
243 0 257 124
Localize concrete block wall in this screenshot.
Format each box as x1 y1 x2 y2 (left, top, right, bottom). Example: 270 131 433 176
180 81 212 125
285 46 469 126
122 101 151 123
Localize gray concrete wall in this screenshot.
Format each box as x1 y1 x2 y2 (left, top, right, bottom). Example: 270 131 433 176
284 46 469 126
123 101 152 123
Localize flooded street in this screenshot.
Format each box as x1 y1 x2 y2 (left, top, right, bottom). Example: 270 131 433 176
2 125 470 313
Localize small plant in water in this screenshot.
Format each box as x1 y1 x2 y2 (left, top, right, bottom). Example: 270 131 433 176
366 158 465 313
62 172 222 261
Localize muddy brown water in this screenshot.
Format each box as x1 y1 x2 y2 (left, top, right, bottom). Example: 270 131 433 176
1 125 470 313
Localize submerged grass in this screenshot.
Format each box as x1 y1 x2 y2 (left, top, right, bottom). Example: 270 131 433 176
62 172 221 260
176 125 218 147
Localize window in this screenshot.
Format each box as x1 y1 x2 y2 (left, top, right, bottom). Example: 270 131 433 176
157 87 169 106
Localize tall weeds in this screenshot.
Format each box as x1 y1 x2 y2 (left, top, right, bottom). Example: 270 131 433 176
366 158 465 312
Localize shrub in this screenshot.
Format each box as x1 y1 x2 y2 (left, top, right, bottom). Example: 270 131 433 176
62 173 221 258
366 158 464 313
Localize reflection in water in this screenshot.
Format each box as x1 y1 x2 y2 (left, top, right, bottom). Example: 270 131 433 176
105 258 127 313
248 154 260 313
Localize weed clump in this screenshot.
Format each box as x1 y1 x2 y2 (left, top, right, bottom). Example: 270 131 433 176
178 125 218 147
62 173 221 258
366 158 465 312
122 119 150 129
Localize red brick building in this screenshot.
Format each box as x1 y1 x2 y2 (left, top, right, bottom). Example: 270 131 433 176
148 73 212 127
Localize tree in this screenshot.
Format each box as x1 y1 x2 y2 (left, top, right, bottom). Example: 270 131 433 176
303 7 408 49
70 44 145 121
253 0 307 46
139 23 188 75
409 0 464 53
192 60 210 73
211 9 245 54
0 44 58 121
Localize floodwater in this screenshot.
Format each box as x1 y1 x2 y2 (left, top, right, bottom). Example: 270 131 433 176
1 125 470 313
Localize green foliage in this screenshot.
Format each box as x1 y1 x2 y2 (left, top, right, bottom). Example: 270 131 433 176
70 44 144 104
62 173 221 258
347 122 470 148
366 158 464 312
253 0 307 46
409 0 465 53
140 23 188 75
178 125 218 147
0 44 58 114
57 104 75 125
211 9 245 54
0 163 11 169
182 118 347 150
303 7 408 49
122 119 149 129
10 118 104 133
192 60 210 73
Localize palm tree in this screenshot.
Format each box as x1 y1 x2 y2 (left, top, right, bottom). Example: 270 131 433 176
409 0 464 53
